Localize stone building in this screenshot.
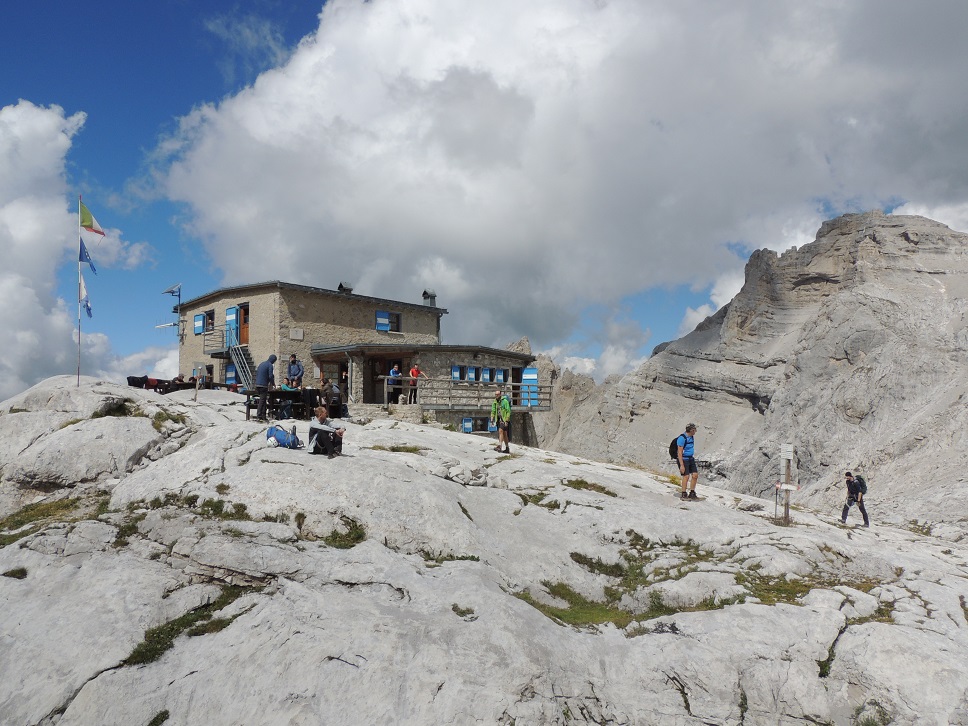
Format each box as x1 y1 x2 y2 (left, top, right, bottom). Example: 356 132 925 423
177 281 446 389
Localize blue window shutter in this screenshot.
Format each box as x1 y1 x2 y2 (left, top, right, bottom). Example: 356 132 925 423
225 306 239 346
523 367 539 405
376 311 390 331
194 314 205 335
451 365 461 380
467 367 477 381
495 369 505 383
481 368 491 382
226 364 236 384
462 417 473 433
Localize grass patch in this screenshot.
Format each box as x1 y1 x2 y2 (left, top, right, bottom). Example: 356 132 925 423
515 491 560 510
323 516 366 549
570 552 626 578
123 586 251 666
451 604 475 618
563 478 617 497
152 410 188 432
6 407 29 414
369 444 425 454
2 567 28 579
114 513 147 548
517 581 633 629
92 399 136 419
421 551 480 566
907 519 933 536
58 418 85 429
0 498 80 546
215 483 230 495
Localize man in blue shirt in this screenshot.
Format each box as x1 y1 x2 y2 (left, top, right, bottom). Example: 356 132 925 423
255 354 277 421
388 363 402 403
676 423 699 500
287 354 304 387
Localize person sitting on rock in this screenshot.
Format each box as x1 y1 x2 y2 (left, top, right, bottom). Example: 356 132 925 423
309 406 345 458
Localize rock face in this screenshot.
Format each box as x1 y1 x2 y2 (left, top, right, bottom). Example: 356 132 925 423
3 377 968 724
537 212 968 538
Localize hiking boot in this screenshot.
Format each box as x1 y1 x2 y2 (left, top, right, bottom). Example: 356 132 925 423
680 491 689 500
688 490 698 499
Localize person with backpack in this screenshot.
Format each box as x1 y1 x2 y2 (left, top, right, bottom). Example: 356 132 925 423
490 388 512 453
675 424 699 500
841 471 870 527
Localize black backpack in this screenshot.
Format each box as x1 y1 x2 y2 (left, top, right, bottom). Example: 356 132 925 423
855 475 868 494
669 435 682 460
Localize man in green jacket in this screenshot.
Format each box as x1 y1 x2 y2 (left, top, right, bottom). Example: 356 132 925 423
490 388 512 453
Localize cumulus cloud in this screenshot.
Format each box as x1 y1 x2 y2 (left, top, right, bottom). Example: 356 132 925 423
0 101 170 401
153 0 968 378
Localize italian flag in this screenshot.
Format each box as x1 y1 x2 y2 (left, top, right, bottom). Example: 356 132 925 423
79 201 105 236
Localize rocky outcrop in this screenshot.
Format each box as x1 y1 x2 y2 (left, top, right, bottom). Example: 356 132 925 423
3 378 968 724
536 213 968 537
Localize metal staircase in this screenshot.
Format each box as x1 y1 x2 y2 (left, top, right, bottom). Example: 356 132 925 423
225 325 255 390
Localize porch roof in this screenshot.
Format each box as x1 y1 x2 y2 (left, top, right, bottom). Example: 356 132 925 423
310 342 535 364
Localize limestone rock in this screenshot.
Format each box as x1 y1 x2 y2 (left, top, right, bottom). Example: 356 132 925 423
2 377 968 724
536 212 968 538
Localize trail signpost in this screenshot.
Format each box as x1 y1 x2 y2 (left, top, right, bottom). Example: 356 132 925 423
775 443 798 524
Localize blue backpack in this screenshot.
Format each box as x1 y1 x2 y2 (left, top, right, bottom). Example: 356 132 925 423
266 425 302 449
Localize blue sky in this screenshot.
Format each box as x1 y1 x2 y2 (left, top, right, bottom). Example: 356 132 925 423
3 1 968 399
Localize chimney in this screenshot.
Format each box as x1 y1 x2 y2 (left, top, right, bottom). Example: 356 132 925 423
338 282 354 294
422 289 437 307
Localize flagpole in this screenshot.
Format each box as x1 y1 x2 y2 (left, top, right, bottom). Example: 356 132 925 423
77 195 82 386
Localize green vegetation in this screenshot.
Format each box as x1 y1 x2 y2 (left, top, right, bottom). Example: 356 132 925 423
92 399 136 419
855 701 893 726
421 551 480 566
570 552 626 578
323 516 366 549
58 418 85 429
451 603 475 618
215 484 230 495
368 444 425 454
2 567 28 579
114 513 147 548
294 512 306 531
6 407 29 414
123 586 251 665
195 499 251 521
515 491 560 510
907 519 933 536
0 498 80 546
563 478 617 498
151 410 188 432
147 711 170 726
517 581 634 629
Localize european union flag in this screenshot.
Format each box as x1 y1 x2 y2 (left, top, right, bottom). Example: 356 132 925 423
79 239 97 275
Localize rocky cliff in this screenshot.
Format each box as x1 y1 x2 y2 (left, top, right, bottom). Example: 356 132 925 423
537 212 968 538
3 377 968 724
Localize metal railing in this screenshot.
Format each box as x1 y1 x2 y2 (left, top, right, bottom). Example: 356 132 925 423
200 324 254 390
379 376 552 411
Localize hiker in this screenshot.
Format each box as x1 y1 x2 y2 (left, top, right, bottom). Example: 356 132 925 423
287 354 304 387
388 363 403 403
677 424 699 500
841 471 870 527
408 362 429 403
254 354 277 422
490 388 512 453
309 406 345 458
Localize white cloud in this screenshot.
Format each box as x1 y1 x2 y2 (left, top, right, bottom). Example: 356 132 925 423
147 1 968 372
891 202 968 235
0 101 171 401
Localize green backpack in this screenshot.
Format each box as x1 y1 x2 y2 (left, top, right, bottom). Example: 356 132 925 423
855 475 868 495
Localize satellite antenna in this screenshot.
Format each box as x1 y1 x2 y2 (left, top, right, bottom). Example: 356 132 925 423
161 283 183 340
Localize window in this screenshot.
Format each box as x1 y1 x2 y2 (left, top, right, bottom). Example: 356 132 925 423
204 310 215 331
376 310 402 332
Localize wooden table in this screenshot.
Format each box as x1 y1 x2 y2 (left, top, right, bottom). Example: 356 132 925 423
245 389 307 421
